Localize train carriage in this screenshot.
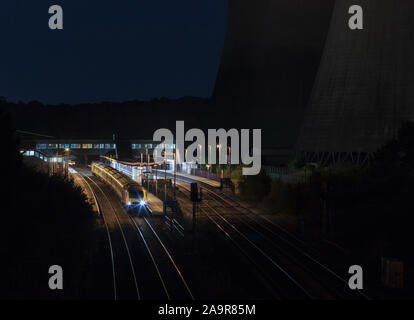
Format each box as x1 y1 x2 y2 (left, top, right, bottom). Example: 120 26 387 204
91 162 148 211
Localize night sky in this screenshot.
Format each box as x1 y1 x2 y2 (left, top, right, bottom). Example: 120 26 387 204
0 0 228 104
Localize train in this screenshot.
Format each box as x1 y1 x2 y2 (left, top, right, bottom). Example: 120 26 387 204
91 162 148 211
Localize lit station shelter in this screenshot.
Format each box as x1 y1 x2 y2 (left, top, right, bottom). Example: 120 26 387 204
20 149 63 163
130 141 175 161
101 142 193 182
32 139 177 160
105 157 144 181
35 141 116 152
20 137 169 161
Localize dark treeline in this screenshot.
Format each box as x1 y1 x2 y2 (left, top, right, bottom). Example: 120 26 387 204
2 96 284 147
237 123 414 294
0 104 99 299
3 97 216 140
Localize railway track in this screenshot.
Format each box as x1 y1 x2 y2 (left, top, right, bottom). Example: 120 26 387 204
77 169 193 300
77 171 117 300
99 181 194 300
81 173 141 300
175 183 308 299
76 167 369 300
175 179 370 300
203 187 371 300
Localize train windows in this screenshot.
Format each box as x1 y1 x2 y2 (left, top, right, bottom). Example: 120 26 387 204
129 190 144 198
36 144 47 149
71 144 80 149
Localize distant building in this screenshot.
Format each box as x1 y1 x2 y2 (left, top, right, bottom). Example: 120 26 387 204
213 0 335 147
297 0 414 165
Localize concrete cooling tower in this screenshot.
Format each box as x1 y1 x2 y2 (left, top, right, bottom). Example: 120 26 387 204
296 0 414 164
213 0 335 147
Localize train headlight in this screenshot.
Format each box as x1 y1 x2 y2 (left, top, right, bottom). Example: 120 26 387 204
128 201 132 206
139 200 146 206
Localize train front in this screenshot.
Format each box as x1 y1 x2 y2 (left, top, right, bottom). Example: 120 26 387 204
126 188 146 211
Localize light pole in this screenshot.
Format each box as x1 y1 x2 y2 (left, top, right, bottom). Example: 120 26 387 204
228 146 231 179
173 147 176 200
54 145 59 175
216 144 221 178
113 133 118 159
198 144 202 169
146 148 150 191
65 147 70 178
164 158 167 202
155 164 158 196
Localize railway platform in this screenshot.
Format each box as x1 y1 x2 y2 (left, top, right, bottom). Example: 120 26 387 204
154 170 220 188
145 191 164 215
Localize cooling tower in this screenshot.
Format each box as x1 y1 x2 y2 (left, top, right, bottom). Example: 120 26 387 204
213 0 335 147
297 0 414 160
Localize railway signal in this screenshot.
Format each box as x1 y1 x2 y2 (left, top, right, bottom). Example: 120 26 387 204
190 183 202 229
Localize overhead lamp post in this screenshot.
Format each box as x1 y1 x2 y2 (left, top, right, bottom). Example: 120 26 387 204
64 147 70 178
113 133 118 159
154 164 158 196
198 144 202 169
54 145 59 175
146 148 149 191
173 147 177 200
216 144 221 178
164 157 167 202
228 146 231 179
